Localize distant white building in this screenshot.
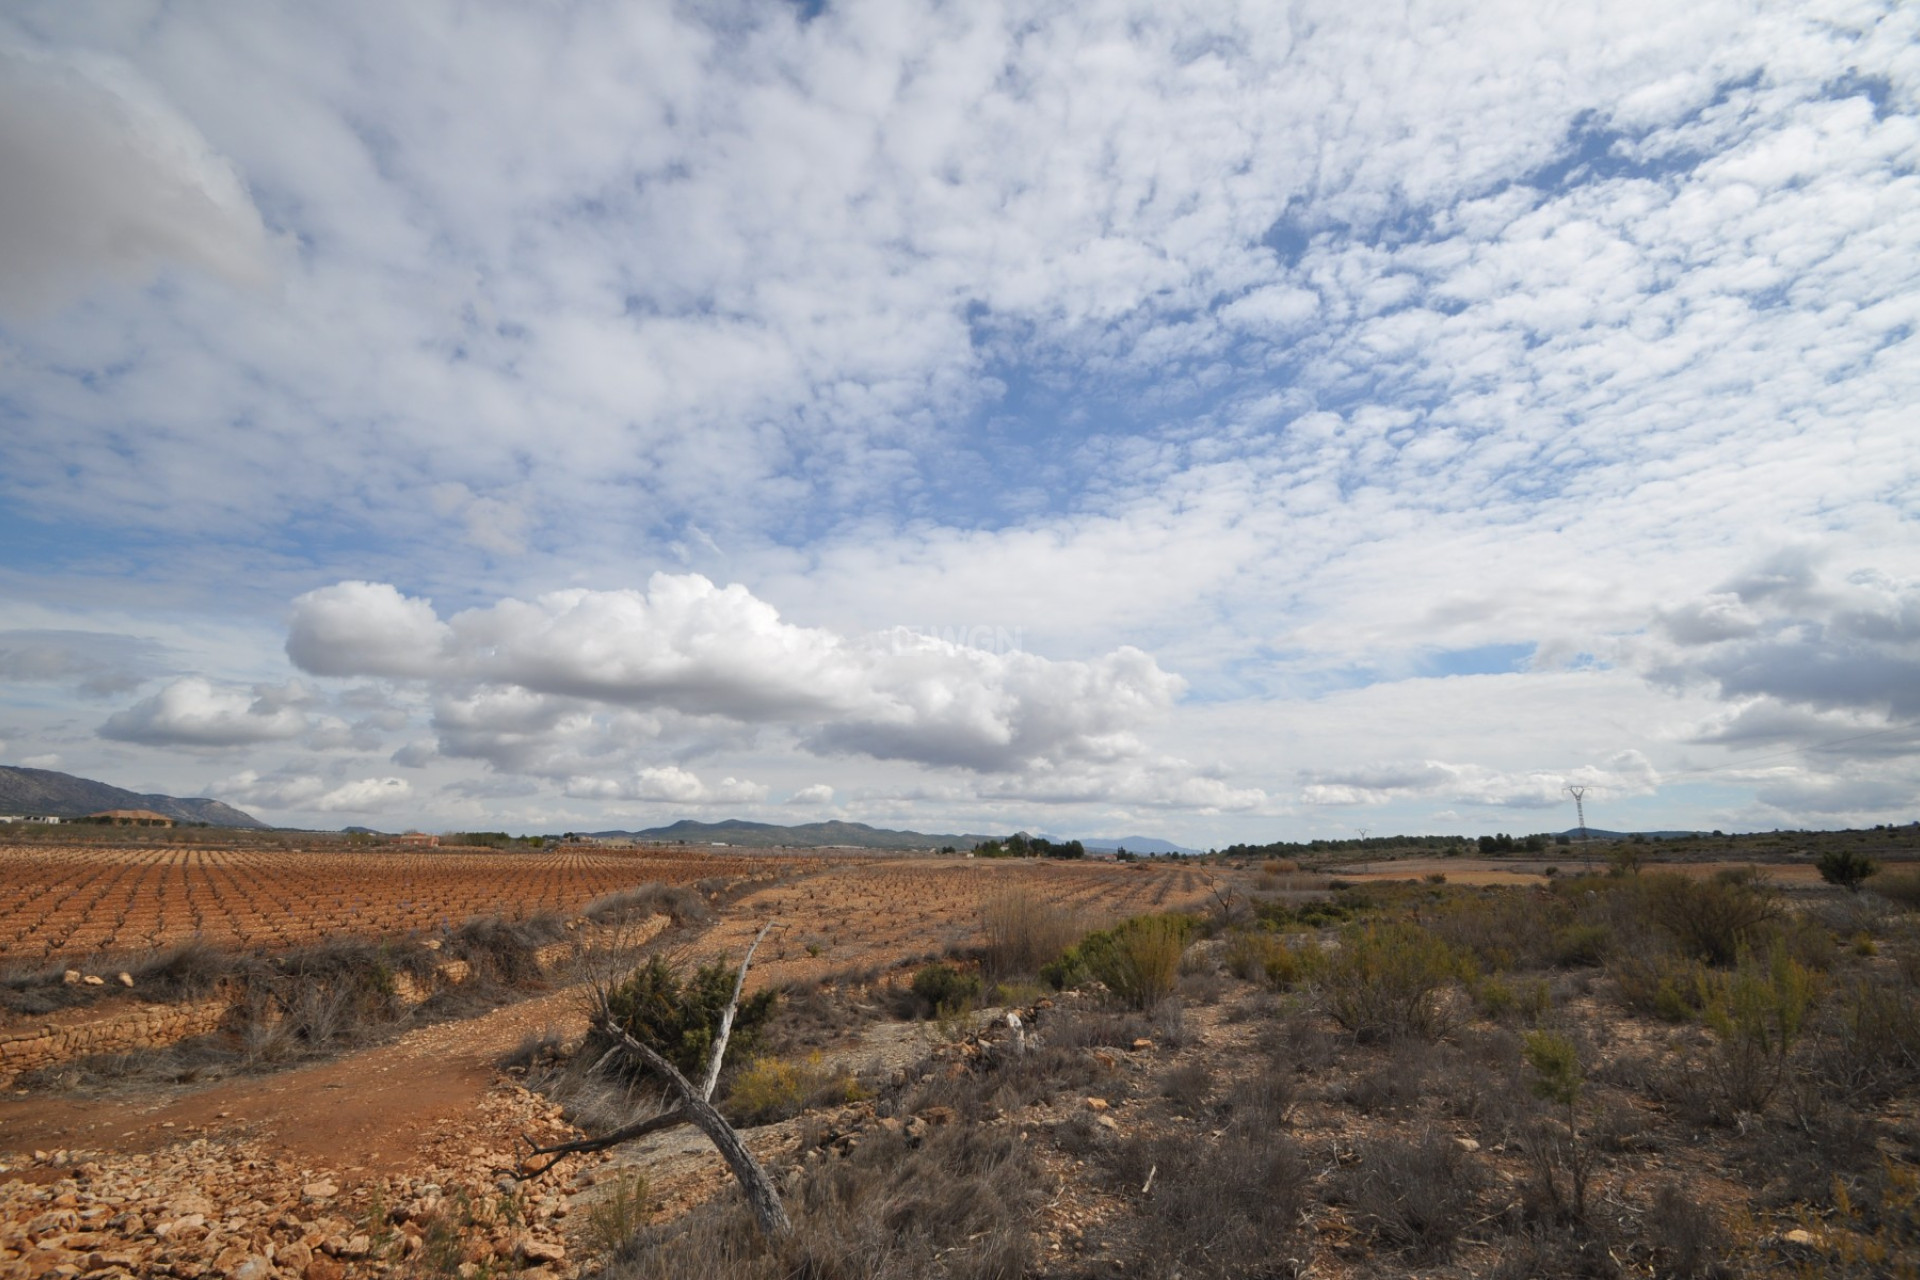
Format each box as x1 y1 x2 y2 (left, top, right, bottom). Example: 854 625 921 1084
23 815 61 824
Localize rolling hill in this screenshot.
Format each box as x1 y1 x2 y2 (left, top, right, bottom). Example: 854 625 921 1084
0 765 265 828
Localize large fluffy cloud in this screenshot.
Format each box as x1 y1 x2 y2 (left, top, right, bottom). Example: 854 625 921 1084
286 574 1184 774
100 677 308 747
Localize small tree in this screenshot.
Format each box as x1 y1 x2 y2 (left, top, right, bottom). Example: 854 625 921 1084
1522 1030 1587 1219
1817 848 1879 893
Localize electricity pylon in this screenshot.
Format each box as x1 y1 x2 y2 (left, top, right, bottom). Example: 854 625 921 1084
1567 785 1589 872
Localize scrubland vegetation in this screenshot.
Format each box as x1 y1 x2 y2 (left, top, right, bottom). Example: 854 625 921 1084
542 849 1920 1279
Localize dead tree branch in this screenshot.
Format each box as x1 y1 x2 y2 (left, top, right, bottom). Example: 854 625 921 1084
700 919 776 1101
517 919 785 1224
517 1108 687 1178
599 1018 793 1239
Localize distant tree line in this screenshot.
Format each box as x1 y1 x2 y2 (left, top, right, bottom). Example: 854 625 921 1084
973 833 1085 859
445 831 547 849
1219 834 1471 859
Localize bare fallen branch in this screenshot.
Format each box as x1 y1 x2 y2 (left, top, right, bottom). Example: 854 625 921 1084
515 918 785 1225
518 1107 687 1179
600 1017 792 1239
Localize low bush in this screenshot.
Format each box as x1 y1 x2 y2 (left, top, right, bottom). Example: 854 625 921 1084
1158 1060 1213 1115
1335 1129 1485 1261
1645 1180 1731 1279
585 1174 652 1258
1611 951 1711 1022
601 1115 1048 1280
1222 929 1319 990
1641 871 1781 967
1552 923 1612 968
1873 868 1920 911
1699 943 1819 1115
724 1052 865 1126
1473 972 1551 1024
1079 915 1193 1010
908 963 981 1018
597 953 779 1081
979 890 1082 981
1318 921 1464 1043
1095 1126 1309 1278
1814 974 1920 1101
1817 847 1880 892
585 883 712 927
444 914 566 986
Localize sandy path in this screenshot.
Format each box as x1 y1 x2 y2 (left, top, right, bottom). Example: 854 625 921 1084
0 988 587 1178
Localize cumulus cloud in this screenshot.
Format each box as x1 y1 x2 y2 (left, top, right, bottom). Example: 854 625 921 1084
100 677 308 747
0 42 270 315
211 769 411 813
1648 553 1920 727
288 574 1184 774
787 784 835 806
563 766 767 806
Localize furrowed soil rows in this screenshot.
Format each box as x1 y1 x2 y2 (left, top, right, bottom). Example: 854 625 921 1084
0 842 788 963
697 857 1216 988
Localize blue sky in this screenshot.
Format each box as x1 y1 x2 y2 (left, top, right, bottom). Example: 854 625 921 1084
1 0 1917 841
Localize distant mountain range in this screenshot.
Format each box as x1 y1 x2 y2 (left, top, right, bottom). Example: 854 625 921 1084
1079 835 1203 855
0 765 265 828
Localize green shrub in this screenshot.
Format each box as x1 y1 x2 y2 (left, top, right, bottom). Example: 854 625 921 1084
1551 923 1611 968
1817 848 1880 892
1818 975 1920 1102
1318 921 1463 1043
600 954 778 1080
1871 868 1920 911
725 1052 865 1126
1079 914 1192 1009
1611 951 1711 1022
1473 973 1550 1024
1223 930 1319 990
1701 944 1819 1114
908 963 980 1018
1641 871 1781 966
1038 948 1086 991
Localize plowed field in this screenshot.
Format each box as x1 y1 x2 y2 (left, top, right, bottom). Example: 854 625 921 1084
697 857 1216 987
0 842 790 962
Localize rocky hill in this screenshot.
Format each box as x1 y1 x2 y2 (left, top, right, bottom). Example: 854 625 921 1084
0 765 265 828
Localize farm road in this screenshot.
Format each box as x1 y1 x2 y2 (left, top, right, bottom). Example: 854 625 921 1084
0 986 585 1179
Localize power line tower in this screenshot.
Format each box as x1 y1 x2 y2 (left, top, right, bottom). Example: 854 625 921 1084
1567 786 1590 872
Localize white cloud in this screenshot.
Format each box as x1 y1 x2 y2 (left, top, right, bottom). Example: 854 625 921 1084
787 783 834 806
100 677 307 747
2 3 1917 837
288 574 1184 774
212 769 412 813
563 766 767 806
0 41 270 315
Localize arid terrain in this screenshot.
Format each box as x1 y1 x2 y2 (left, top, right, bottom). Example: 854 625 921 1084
0 826 1915 1279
